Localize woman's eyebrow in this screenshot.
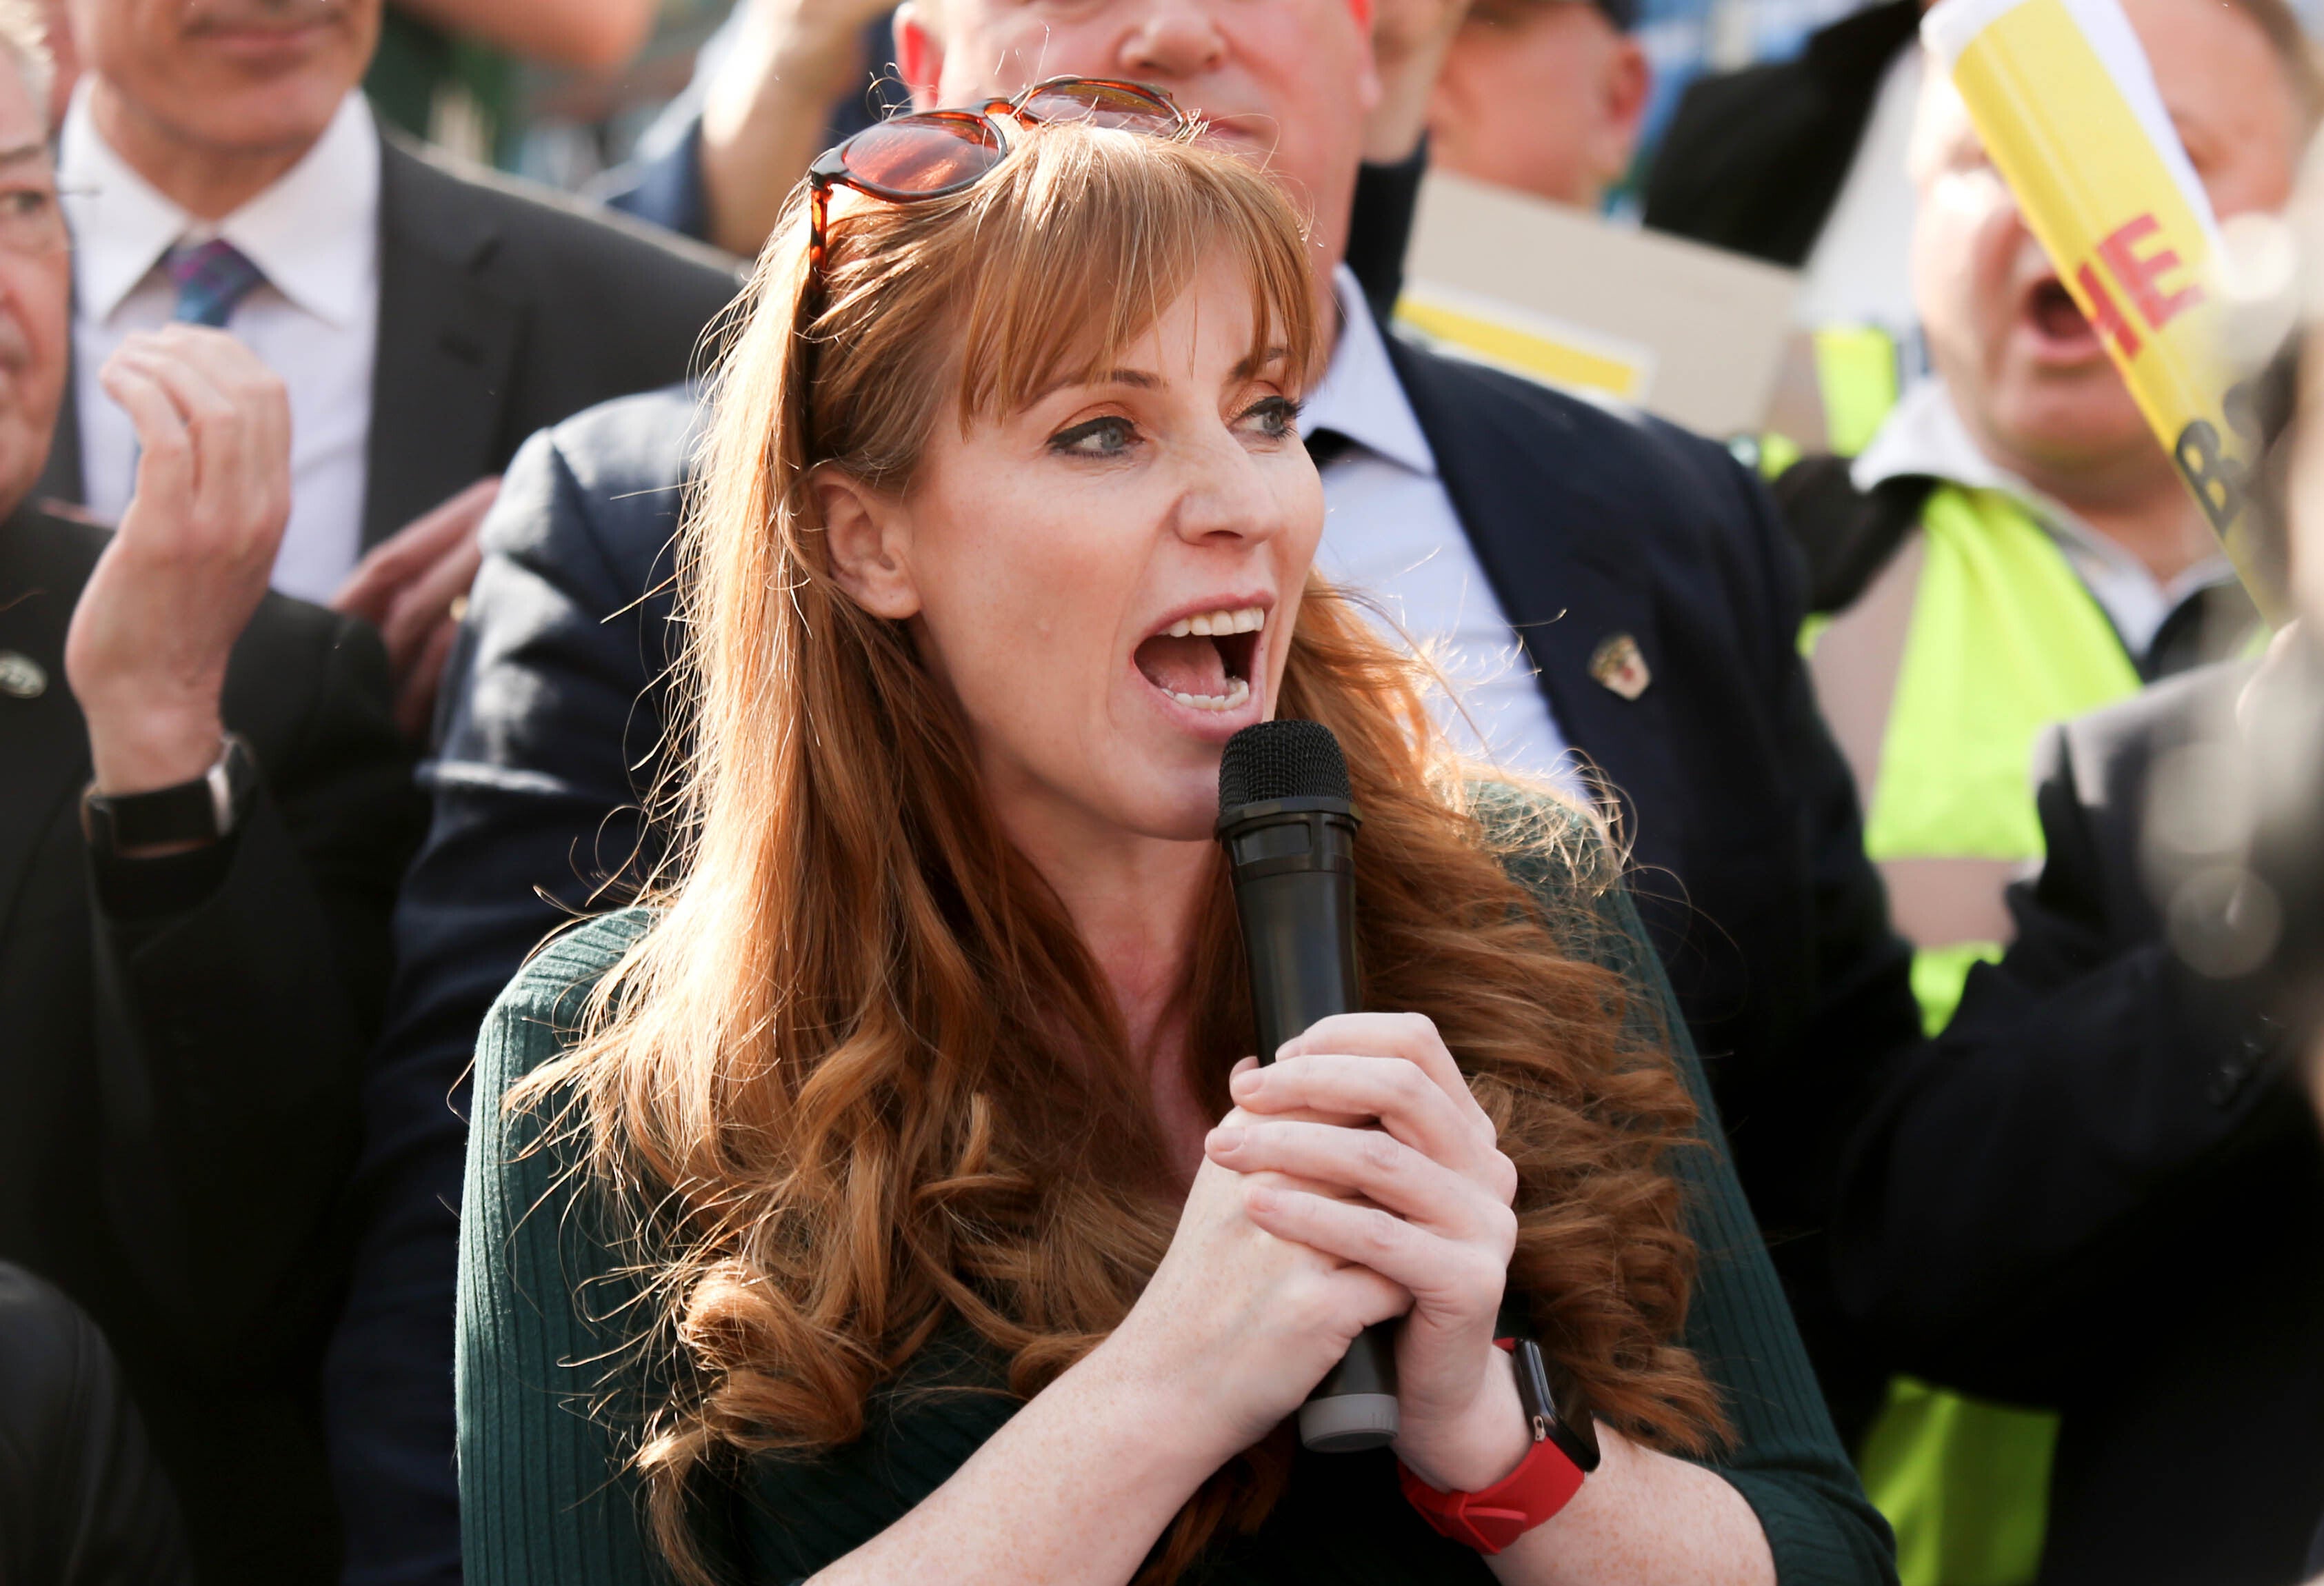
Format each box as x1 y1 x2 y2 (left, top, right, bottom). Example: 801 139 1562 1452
1232 347 1293 381
1031 368 1162 403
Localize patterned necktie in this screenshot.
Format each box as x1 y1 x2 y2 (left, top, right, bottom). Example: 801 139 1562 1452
163 238 266 328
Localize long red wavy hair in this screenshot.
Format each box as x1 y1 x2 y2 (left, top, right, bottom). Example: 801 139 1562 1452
518 118 1725 1584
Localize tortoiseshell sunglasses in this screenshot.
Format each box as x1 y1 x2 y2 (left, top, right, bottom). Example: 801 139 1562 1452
805 76 1192 283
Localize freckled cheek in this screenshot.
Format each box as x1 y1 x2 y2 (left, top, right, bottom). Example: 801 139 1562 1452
985 538 1143 710
1283 471 1327 563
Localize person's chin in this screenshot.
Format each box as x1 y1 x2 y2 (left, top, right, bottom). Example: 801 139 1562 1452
0 423 45 510
1991 396 2152 472
186 36 361 117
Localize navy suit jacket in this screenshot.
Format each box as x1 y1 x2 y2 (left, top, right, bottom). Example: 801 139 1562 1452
344 330 1921 1582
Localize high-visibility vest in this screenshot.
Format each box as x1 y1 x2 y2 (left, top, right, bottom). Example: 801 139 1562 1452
1809 483 2148 1031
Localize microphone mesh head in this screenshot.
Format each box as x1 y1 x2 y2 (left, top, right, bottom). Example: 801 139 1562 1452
1218 721 1351 813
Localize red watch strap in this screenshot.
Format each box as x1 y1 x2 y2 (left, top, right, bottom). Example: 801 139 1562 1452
1398 1436 1587 1554
1398 1337 1587 1554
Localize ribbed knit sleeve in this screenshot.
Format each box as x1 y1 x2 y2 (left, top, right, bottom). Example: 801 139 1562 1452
458 910 665 1586
1521 795 1898 1586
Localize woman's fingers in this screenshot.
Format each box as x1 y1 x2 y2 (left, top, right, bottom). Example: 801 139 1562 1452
1242 1181 1509 1319
1230 1053 1510 1198
1209 1118 1516 1247
1281 1012 1469 1103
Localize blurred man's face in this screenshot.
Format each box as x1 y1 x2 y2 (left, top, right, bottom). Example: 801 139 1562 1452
71 0 378 164
894 0 1379 285
1428 1 1647 210
1911 0 2303 486
0 57 70 515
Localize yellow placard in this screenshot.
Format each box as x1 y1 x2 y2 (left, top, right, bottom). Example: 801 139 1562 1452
1394 288 1652 404
1926 0 2286 618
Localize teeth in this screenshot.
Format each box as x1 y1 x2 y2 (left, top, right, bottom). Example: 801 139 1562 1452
1163 606 1265 639
1167 676 1252 712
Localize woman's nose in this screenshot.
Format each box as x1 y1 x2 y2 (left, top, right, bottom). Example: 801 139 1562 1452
1118 0 1228 82
1172 435 1287 548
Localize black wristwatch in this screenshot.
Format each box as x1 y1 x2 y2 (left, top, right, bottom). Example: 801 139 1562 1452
81 734 257 857
1507 1335 1601 1474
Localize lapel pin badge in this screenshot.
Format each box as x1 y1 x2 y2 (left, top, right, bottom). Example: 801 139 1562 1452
0 649 45 699
1588 633 1651 701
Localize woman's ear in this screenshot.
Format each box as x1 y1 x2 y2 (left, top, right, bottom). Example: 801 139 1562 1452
814 468 922 619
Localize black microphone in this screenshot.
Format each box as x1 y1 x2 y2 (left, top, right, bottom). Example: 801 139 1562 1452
1216 719 1399 1454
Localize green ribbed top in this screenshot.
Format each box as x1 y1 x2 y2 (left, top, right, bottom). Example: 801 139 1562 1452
457 800 1897 1585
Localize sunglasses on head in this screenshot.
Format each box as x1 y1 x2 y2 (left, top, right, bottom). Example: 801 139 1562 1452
805 77 1192 281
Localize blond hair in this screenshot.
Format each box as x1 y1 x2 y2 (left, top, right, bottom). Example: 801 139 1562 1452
521 119 1723 1584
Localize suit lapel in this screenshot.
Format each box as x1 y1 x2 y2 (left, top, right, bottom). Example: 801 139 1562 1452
1384 337 1687 867
363 131 519 550
0 512 93 932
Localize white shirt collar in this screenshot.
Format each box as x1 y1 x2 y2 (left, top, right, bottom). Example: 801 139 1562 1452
1852 374 2232 611
60 86 381 329
1299 265 1437 477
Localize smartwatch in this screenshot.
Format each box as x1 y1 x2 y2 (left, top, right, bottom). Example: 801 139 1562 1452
81 734 257 856
1397 1336 1601 1554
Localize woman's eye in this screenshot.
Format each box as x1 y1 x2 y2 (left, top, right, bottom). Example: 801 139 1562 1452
1238 395 1301 441
1049 416 1138 457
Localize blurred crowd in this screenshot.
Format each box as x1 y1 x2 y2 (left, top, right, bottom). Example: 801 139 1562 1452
1 0 2323 1583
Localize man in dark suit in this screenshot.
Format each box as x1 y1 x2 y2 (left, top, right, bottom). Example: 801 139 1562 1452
0 19 425 1578
1831 661 2323 1586
43 0 739 733
353 4 1922 1579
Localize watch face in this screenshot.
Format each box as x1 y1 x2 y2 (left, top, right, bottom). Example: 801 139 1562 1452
1512 1337 1602 1473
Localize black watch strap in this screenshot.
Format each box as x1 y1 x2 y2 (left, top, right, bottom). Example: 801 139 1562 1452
81 734 257 855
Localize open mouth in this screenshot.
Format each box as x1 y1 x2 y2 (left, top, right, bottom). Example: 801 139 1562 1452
1133 605 1264 713
2025 276 2099 350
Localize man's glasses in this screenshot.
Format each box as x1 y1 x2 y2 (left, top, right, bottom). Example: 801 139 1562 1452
805 77 1191 282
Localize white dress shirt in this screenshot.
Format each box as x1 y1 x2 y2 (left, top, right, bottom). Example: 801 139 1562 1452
1301 268 1582 792
1853 376 2237 658
60 88 382 604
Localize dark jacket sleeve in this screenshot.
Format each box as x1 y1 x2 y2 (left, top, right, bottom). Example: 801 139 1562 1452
0 1262 194 1586
1712 444 1922 1439
328 408 687 1586
599 114 712 247
1507 801 1897 1583
85 602 417 1361
1639 0 1918 268
1830 708 2300 1401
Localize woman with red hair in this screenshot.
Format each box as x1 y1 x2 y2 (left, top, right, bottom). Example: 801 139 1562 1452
457 88 1890 1586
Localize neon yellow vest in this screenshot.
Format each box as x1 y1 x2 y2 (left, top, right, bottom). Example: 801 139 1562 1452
1865 485 2146 1025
